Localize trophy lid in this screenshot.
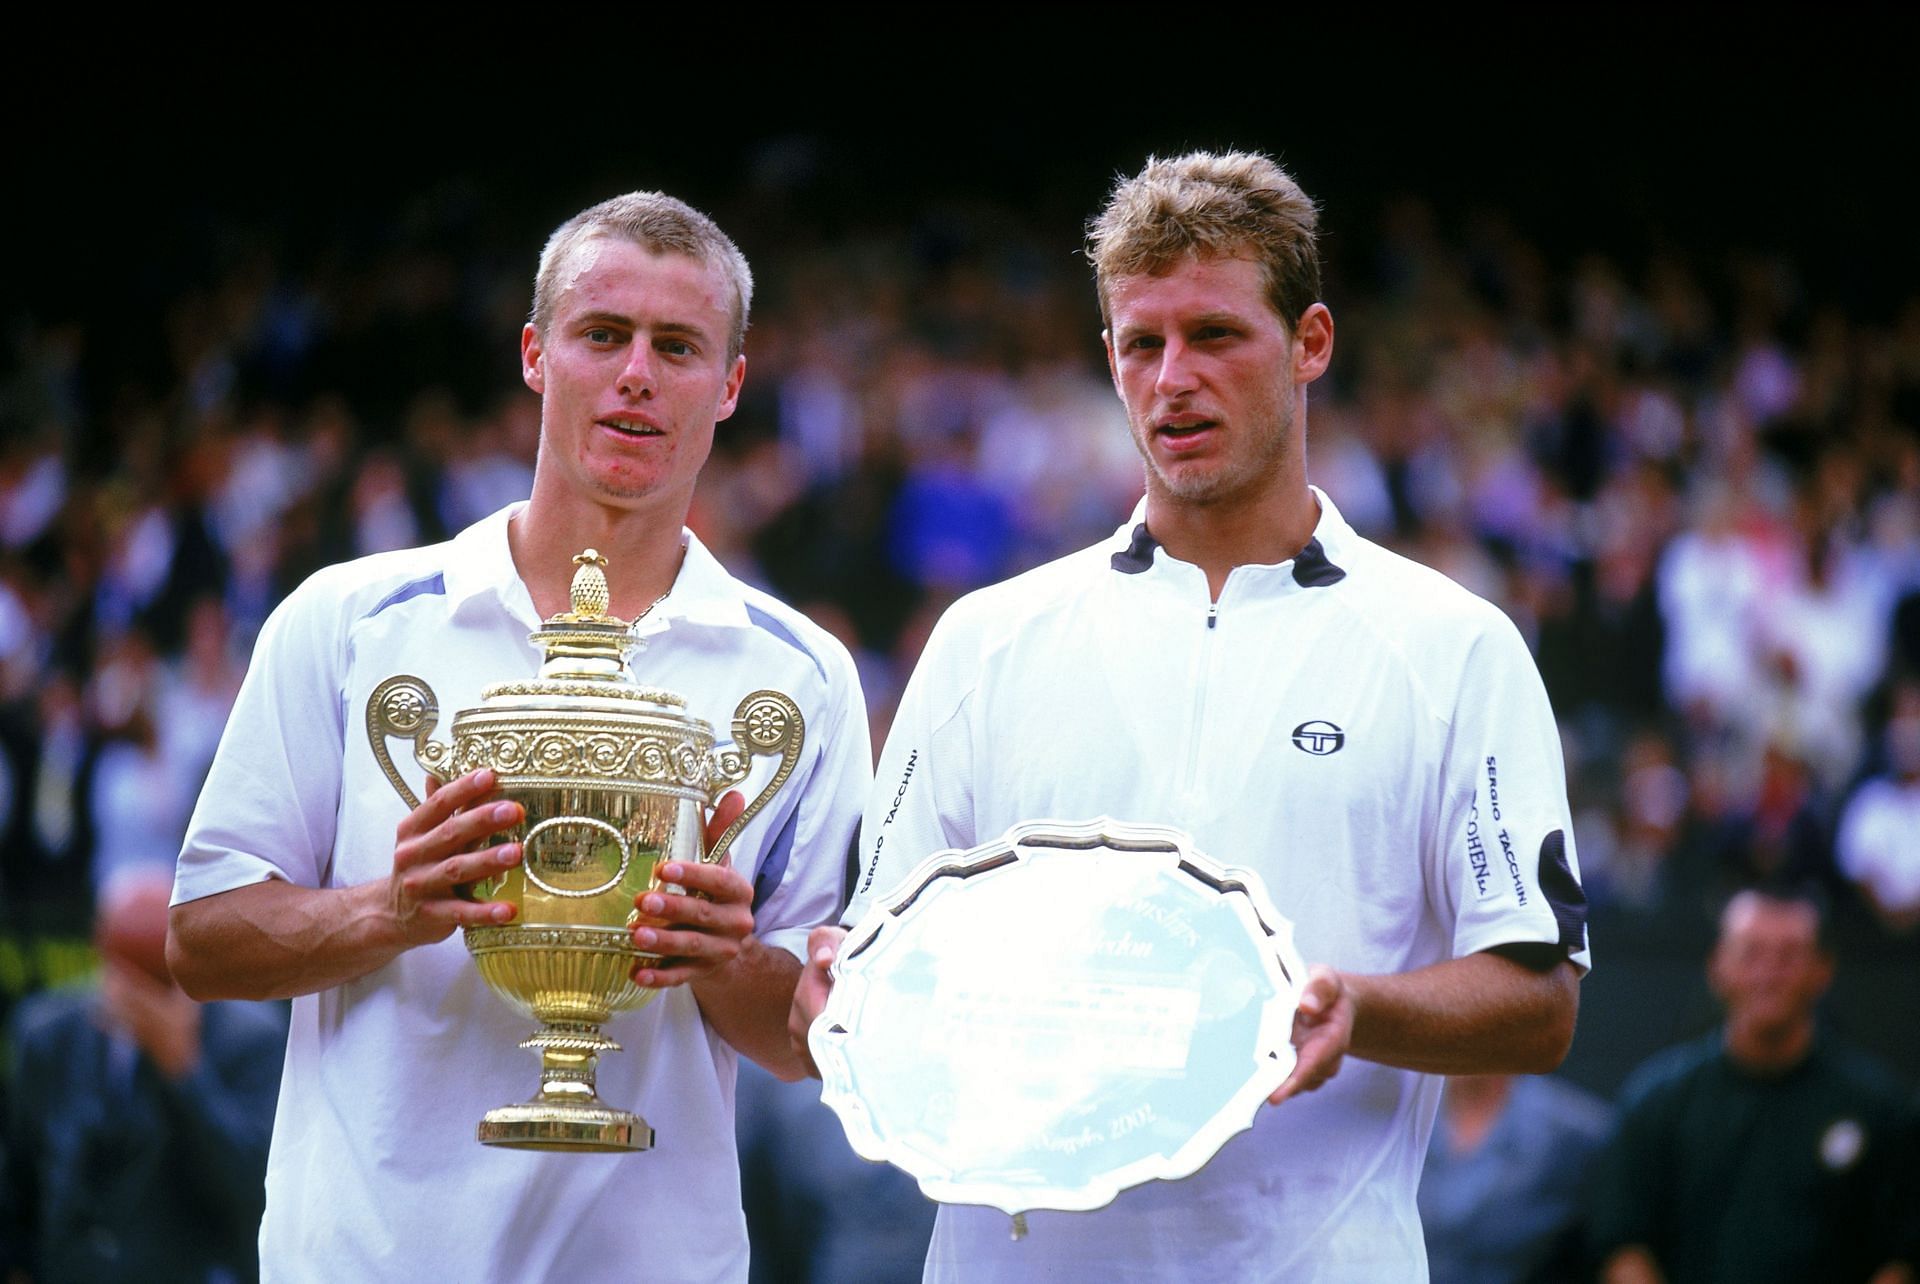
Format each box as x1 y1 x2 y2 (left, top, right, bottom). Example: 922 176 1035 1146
482 549 685 708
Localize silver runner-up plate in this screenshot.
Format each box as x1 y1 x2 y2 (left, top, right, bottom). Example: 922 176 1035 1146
811 818 1307 1216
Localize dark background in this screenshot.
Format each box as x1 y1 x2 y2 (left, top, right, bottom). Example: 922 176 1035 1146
13 20 1919 330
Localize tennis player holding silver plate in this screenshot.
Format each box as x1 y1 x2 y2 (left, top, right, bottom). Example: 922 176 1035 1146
811 818 1307 1229
792 151 1585 1283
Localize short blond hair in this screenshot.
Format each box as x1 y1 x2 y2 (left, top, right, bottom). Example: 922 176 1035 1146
532 192 754 360
1087 151 1321 330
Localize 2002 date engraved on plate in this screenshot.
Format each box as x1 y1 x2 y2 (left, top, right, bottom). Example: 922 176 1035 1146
811 818 1307 1216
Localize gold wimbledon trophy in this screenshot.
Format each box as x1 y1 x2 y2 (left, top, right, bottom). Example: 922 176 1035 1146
365 550 803 1153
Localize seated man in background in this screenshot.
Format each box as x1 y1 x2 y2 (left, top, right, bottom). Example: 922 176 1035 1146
1 870 285 1282
1419 1072 1611 1284
1590 888 1920 1284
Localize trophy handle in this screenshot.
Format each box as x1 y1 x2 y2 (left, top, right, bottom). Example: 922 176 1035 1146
705 690 805 866
365 674 455 811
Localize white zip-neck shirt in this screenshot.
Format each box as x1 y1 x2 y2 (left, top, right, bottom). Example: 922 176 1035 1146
176 504 870 1282
848 488 1587 1283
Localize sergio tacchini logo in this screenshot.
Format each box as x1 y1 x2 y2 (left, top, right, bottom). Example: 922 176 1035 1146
1291 720 1345 755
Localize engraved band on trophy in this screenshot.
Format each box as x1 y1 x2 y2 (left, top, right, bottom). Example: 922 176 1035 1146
366 550 804 1153
812 818 1305 1228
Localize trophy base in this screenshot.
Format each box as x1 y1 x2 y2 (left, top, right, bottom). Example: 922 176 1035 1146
478 1101 654 1153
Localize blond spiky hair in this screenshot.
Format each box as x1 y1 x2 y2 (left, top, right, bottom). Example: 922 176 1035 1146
1086 150 1321 329
532 191 755 360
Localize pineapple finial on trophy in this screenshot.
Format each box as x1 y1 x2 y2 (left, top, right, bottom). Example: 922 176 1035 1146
570 550 611 621
523 549 634 685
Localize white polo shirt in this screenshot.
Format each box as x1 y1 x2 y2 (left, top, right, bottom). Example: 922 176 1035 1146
846 488 1587 1284
175 504 869 1283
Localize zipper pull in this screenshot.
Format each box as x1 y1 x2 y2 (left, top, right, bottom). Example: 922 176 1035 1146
1207 603 1219 630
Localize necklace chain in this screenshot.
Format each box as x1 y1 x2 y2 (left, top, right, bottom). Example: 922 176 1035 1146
634 588 671 621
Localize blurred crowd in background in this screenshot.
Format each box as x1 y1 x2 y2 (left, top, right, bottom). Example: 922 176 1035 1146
2 154 1918 1279
6 176 1920 951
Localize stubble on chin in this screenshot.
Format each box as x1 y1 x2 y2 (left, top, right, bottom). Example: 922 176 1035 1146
1137 398 1297 510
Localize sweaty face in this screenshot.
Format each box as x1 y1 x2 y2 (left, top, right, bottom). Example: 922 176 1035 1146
1104 255 1305 516
1710 899 1832 1034
521 238 744 514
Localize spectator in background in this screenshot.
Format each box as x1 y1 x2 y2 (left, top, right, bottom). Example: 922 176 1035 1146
0 673 98 933
1419 1072 1611 1284
1836 681 1920 933
1588 727 1690 910
83 633 170 881
0 869 284 1282
1656 483 1769 732
735 1059 936 1283
1589 888 1919 1283
886 429 1014 594
157 597 247 796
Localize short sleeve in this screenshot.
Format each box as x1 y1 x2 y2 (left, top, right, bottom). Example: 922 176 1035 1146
1433 611 1591 971
173 574 347 905
747 652 872 962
